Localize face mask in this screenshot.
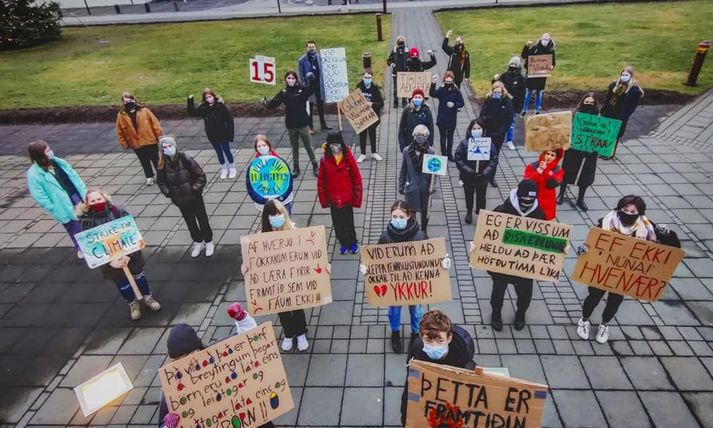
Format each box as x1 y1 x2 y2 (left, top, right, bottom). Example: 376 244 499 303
620 73 631 83
423 343 449 360
205 96 215 104
492 92 502 100
519 197 535 210
618 211 639 226
257 146 270 156
269 214 286 229
581 104 597 114
412 98 423 108
124 101 136 111
508 66 519 73
445 80 454 86
471 128 482 138
363 78 372 86
391 217 408 230
541 39 550 46
414 135 428 145
163 146 176 157
330 144 341 155
45 150 55 160
397 41 405 48
90 202 106 213
286 78 297 87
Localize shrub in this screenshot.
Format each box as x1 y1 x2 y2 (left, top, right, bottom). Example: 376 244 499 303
0 0 62 50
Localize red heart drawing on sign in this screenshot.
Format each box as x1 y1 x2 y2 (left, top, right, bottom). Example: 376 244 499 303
373 285 387 297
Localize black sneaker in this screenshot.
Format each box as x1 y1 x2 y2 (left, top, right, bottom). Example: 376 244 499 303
490 178 499 188
393 101 399 108
292 165 300 178
556 193 564 205
514 315 526 331
312 162 319 177
519 110 526 118
491 313 503 332
465 212 473 224
391 331 402 354
409 332 419 347
321 124 333 131
576 199 589 211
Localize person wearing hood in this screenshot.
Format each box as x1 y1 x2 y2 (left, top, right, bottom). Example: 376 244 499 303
263 71 319 178
454 119 499 223
478 81 514 188
442 29 471 88
559 93 600 211
495 57 526 150
251 134 294 214
399 125 436 232
156 136 214 258
26 140 87 258
355 70 384 163
387 35 410 108
429 71 465 160
601 66 644 157
406 47 437 72
576 195 658 344
471 179 545 331
187 87 236 179
523 148 565 220
115 91 164 186
520 33 556 116
78 189 161 321
297 40 333 134
398 88 434 152
318 132 363 255
400 310 475 425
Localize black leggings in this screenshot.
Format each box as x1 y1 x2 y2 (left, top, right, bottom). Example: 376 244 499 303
582 287 624 324
359 122 378 154
438 125 456 158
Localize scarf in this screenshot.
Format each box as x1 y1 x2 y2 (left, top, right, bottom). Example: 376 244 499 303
602 210 657 241
509 189 539 217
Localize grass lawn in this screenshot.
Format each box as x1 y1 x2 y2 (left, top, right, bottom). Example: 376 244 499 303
0 14 390 109
436 0 713 97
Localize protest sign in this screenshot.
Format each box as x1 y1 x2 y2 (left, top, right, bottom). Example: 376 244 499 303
422 154 448 176
241 225 332 315
406 360 548 428
249 55 276 85
468 137 492 161
470 210 572 282
320 47 349 103
525 111 572 152
75 215 145 269
571 227 685 301
158 322 294 428
245 155 293 205
339 89 379 134
361 238 452 307
397 71 432 98
571 113 622 157
527 54 553 78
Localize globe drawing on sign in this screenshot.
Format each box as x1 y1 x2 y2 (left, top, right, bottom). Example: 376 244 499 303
246 156 293 204
427 156 442 173
467 137 492 161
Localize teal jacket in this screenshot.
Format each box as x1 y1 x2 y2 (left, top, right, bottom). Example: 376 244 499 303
27 157 87 224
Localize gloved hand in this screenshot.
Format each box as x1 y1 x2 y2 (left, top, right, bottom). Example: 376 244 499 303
446 101 455 108
441 254 452 270
359 264 368 275
306 72 314 81
446 29 453 38
74 202 87 217
163 413 180 428
576 243 589 256
432 74 438 83
260 97 268 107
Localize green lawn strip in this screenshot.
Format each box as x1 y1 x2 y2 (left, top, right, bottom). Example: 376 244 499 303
0 14 390 109
436 0 713 97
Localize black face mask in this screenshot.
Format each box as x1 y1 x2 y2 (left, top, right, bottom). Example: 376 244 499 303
580 105 597 115
397 42 405 48
519 197 535 210
124 101 136 111
508 66 519 73
618 211 639 226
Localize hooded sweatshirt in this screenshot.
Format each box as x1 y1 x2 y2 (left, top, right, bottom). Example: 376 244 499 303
523 149 564 220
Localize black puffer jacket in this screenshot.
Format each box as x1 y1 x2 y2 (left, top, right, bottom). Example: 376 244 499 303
398 104 434 150
454 137 499 184
356 81 384 116
156 152 207 206
265 81 316 129
187 97 234 144
496 68 526 112
378 217 427 245
478 95 514 137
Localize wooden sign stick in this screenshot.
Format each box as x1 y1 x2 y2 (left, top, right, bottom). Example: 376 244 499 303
122 265 144 300
337 102 343 131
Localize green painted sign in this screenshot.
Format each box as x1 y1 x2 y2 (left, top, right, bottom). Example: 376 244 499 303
502 228 567 254
571 112 622 157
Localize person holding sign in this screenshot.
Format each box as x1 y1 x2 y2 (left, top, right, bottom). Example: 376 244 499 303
400 310 476 425
297 40 333 134
187 88 236 180
406 47 437 72
601 66 644 157
115 91 163 186
398 88 434 152
559 93 600 210
520 33 556 116
78 189 161 321
317 132 363 255
454 119 498 223
399 125 436 233
523 148 564 220
355 70 384 163
478 82 514 188
387 35 410 108
494 57 526 150
429 71 465 160
251 134 294 214
442 29 471 88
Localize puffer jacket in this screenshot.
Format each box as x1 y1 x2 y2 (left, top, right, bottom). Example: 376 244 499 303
478 95 514 137
429 82 465 128
523 149 565 220
156 152 207 206
115 107 163 149
398 104 434 150
454 137 499 185
187 97 234 144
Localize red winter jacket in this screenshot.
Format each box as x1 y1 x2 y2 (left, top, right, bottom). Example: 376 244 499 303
317 146 363 209
523 149 564 220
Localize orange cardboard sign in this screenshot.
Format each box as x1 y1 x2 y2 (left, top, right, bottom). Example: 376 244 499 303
527 54 553 78
525 111 572 152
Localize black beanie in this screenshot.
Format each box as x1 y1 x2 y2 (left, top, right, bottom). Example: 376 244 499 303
167 324 204 359
326 132 344 145
517 179 538 198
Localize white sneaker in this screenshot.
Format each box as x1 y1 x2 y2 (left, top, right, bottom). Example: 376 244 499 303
77 250 84 259
228 165 237 179
296 334 309 352
145 177 154 186
576 318 591 340
596 324 610 344
219 167 228 180
142 295 161 311
458 180 464 187
191 242 205 258
129 301 142 320
371 153 383 161
205 241 215 257
357 154 367 163
506 141 516 150
281 337 294 352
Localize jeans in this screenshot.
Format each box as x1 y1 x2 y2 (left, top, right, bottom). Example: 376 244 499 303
506 112 517 143
463 181 488 214
388 305 423 333
62 220 82 251
133 144 159 178
523 89 544 112
582 287 624 324
279 310 307 337
330 205 357 247
490 275 533 319
115 271 152 303
287 127 317 166
177 195 213 243
438 125 456 158
210 141 234 165
359 122 378 154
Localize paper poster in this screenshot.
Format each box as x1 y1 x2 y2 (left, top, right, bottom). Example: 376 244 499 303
396 71 432 98
571 227 686 301
422 154 448 175
74 215 145 269
525 111 572 152
339 89 379 134
361 238 452 307
468 137 492 161
245 155 293 205
405 360 548 428
249 55 276 85
158 322 294 428
470 210 572 282
241 225 332 315
320 47 349 103
527 54 553 78
571 113 622 157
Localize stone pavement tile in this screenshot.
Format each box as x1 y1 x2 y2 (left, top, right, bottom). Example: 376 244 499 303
384 386 403 427
500 355 547 384
682 392 713 428
297 387 342 426
580 356 632 389
385 354 407 387
170 302 212 325
660 357 713 391
130 404 156 424
60 355 113 387
552 390 607 428
595 390 651 428
651 301 702 326
541 355 589 389
305 354 347 387
686 302 713 327
346 354 384 386
117 327 167 355
29 388 78 425
0 387 42 424
84 327 132 355
620 356 675 390
281 354 310 388
341 387 384 426
640 391 699 427
318 301 354 325
669 278 713 300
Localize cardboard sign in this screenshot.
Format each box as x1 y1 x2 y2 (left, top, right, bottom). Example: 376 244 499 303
525 111 572 152
249 55 276 85
361 238 452 307
571 227 686 301
468 137 492 161
396 71 432 98
527 54 553 78
470 210 572 282
74 215 145 269
246 155 293 205
241 226 332 315
158 322 294 428
571 113 622 157
320 47 349 103
339 89 379 134
422 154 448 175
405 360 548 428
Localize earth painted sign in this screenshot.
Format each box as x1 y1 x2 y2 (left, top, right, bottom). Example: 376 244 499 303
245 155 293 205
241 225 332 315
339 89 379 134
571 227 686 301
406 360 548 428
525 111 572 152
571 112 622 157
75 215 145 269
361 237 452 307
320 47 349 103
397 71 432 98
470 210 572 282
468 137 492 161
158 322 294 428
422 154 448 175
527 54 553 78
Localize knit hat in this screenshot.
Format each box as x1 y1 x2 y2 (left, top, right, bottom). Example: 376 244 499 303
159 136 177 148
167 324 204 359
412 124 430 137
326 131 345 145
409 47 420 58
227 302 247 321
508 57 521 68
411 88 425 99
517 179 538 198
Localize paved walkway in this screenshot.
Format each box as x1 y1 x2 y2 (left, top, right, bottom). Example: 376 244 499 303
1 7 713 428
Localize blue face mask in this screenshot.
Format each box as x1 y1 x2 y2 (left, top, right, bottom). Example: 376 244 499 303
363 78 372 86
163 146 176 157
423 343 449 360
45 150 55 160
391 217 408 230
492 92 502 100
471 129 482 138
412 98 423 108
269 214 286 229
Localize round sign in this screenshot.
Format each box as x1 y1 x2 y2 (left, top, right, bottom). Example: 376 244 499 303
427 156 442 173
246 156 293 204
